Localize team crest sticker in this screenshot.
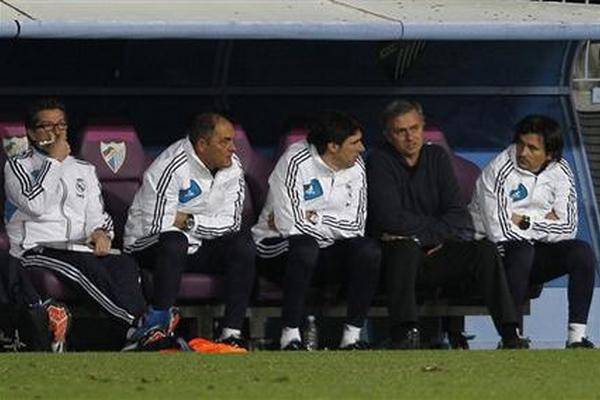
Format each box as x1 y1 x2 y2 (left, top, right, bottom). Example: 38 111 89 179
75 178 86 197
100 141 127 174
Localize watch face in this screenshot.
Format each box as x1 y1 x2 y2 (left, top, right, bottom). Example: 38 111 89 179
185 215 194 231
519 216 530 230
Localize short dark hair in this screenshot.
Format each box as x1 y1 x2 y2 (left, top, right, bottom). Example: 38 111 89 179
25 98 66 131
307 111 362 155
513 114 563 161
381 99 424 136
187 113 224 145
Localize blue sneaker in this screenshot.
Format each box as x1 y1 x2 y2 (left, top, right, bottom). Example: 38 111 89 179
123 307 181 350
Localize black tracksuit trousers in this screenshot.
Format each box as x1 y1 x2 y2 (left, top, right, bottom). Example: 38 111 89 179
381 239 518 341
499 239 595 324
133 231 256 330
258 235 381 329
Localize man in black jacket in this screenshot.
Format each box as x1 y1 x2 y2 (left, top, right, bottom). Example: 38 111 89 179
366 99 527 349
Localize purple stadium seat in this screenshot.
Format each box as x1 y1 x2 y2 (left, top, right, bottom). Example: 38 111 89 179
0 121 28 251
423 127 481 204
234 126 273 219
78 123 145 248
0 228 7 253
28 267 78 301
0 150 8 252
140 270 225 303
0 120 25 138
177 273 224 301
275 127 308 159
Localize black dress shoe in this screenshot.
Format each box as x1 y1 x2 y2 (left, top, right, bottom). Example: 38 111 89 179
282 339 308 351
566 337 595 349
390 328 420 350
448 331 474 350
217 336 248 350
340 340 371 350
499 336 530 349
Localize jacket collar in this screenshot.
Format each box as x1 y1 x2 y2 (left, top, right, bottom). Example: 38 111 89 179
381 140 426 169
184 137 213 176
307 140 337 174
31 146 72 164
508 143 557 177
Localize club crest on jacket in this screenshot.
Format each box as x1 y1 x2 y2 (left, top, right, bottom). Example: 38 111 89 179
510 183 528 202
303 179 323 201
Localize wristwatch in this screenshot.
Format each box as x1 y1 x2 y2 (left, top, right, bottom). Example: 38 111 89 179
183 214 195 232
518 215 531 230
307 211 319 225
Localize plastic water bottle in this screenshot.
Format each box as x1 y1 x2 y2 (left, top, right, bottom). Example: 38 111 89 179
305 315 319 351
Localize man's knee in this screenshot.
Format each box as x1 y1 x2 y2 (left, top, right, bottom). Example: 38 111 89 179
111 254 141 278
476 239 499 256
498 240 534 261
566 240 595 274
116 254 139 270
464 240 504 275
223 232 256 281
288 235 320 264
158 231 188 256
226 231 256 260
382 238 421 257
351 237 382 271
381 239 421 271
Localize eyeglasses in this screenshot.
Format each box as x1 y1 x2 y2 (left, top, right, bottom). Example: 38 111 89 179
34 122 68 133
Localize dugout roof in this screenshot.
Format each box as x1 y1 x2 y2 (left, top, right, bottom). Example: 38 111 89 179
1 0 600 40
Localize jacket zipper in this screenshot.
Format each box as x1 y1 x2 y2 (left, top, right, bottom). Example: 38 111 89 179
59 179 71 240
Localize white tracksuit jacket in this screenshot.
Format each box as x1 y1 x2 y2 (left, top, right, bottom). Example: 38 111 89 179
4 148 114 257
252 140 367 256
123 137 245 254
468 144 577 243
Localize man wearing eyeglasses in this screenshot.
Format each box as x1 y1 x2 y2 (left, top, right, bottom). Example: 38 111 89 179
3 98 147 349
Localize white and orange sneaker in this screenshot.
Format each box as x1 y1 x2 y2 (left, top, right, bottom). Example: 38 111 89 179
45 301 71 353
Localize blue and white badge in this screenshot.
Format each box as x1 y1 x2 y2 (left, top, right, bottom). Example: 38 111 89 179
4 200 17 222
303 178 323 201
100 141 127 174
179 180 202 203
510 183 528 202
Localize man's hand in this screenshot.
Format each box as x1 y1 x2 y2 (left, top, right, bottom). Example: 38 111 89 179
545 210 559 220
46 131 70 162
174 211 190 230
267 212 277 231
89 229 112 257
305 210 319 225
511 213 524 226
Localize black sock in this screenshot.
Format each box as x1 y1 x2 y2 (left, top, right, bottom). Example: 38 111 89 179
501 323 519 342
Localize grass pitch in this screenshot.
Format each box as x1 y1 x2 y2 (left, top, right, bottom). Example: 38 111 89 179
1 350 600 399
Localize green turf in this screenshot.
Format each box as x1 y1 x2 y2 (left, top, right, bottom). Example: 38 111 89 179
1 350 600 399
